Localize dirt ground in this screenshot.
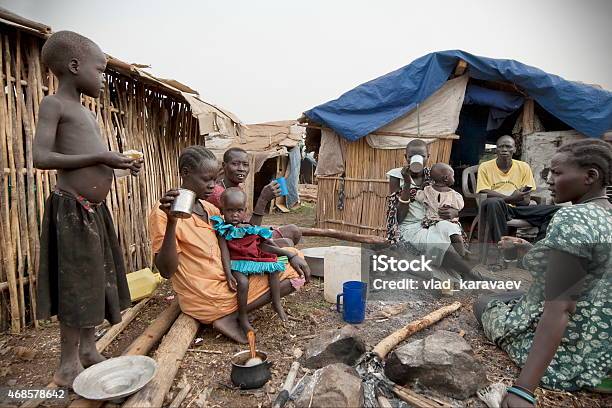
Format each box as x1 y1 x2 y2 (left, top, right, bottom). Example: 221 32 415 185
0 203 609 407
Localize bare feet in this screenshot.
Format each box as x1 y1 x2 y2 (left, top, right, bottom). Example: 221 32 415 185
53 360 84 388
273 303 288 321
79 349 106 368
238 314 255 336
213 315 248 344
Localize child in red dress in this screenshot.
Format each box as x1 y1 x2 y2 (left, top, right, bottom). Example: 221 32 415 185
212 188 299 335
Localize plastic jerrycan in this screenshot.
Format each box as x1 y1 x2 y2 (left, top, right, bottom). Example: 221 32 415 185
127 268 165 302
323 246 368 303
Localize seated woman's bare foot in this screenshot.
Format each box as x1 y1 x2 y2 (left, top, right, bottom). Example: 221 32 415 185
213 316 248 344
238 315 255 336
53 360 84 388
79 349 106 368
273 303 288 321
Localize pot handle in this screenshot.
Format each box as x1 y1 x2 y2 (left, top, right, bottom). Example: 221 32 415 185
265 360 274 369
336 293 344 313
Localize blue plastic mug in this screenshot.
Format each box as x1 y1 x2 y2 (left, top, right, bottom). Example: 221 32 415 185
336 281 367 324
274 177 289 196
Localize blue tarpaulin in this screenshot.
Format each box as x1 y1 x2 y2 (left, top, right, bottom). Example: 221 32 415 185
304 50 612 140
464 84 524 130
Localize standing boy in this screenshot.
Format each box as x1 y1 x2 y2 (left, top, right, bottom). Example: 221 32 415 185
33 31 143 387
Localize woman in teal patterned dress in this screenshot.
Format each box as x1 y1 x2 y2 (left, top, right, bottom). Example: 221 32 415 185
474 139 612 407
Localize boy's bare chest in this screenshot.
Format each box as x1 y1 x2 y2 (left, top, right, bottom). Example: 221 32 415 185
56 107 107 153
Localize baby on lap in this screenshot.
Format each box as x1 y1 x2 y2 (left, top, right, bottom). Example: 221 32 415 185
416 163 468 256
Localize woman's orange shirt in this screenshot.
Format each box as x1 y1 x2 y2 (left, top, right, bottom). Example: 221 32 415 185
149 200 299 323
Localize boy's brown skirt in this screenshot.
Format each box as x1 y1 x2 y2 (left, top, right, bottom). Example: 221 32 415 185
36 191 131 328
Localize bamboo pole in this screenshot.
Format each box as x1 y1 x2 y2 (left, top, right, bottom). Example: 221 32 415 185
3 32 21 333
299 227 385 244
14 31 29 329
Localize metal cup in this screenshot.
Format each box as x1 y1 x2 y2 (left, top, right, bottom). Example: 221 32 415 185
170 189 196 219
409 154 424 173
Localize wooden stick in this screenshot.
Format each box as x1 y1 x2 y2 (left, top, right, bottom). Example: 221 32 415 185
168 383 192 408
95 297 151 352
272 361 300 408
299 227 386 244
186 349 222 354
372 302 462 359
123 313 200 408
392 384 451 408
376 394 393 408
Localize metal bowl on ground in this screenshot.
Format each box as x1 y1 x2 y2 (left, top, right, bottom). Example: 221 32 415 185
230 350 273 389
73 355 157 401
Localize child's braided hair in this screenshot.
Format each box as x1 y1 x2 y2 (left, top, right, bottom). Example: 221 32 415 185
557 139 612 186
178 145 217 174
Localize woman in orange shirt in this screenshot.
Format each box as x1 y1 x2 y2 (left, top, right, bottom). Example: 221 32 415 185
150 146 310 343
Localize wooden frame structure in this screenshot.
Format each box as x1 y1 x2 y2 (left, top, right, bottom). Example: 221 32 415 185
306 130 454 237
0 10 240 332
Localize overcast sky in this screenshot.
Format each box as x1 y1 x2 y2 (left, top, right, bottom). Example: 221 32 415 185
3 0 611 124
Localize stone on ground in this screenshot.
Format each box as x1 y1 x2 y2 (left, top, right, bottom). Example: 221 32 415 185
295 363 364 408
301 325 366 369
384 330 486 400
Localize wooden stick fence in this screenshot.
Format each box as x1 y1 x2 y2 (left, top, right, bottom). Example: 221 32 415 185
315 137 454 237
0 25 205 332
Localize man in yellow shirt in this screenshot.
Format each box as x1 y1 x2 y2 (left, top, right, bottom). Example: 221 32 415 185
477 135 559 248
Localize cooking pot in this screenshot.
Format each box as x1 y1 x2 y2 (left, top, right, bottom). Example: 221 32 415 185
230 350 273 389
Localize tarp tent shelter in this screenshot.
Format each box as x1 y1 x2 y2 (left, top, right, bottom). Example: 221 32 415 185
301 50 612 237
208 121 304 211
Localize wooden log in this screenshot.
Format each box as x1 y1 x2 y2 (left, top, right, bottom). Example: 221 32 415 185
522 99 535 136
453 59 468 77
372 302 462 359
122 300 180 355
299 227 386 244
123 313 199 408
95 297 151 352
168 383 192 408
0 7 52 33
